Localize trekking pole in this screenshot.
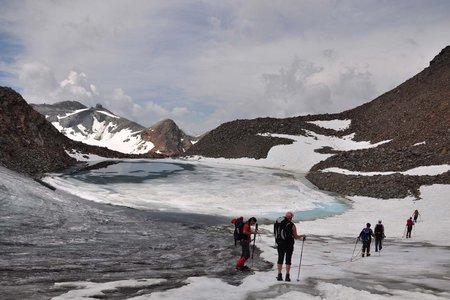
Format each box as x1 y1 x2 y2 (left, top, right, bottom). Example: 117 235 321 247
296 236 306 281
350 237 359 261
251 223 258 267
402 225 406 238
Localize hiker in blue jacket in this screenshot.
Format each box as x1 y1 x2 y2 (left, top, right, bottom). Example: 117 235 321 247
358 223 374 257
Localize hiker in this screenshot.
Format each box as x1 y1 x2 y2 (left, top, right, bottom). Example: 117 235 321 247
374 220 385 252
406 217 414 238
236 217 257 271
358 223 374 257
413 209 420 223
274 211 306 282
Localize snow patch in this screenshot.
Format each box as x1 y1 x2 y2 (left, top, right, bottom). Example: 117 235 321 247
52 279 165 300
97 110 119 118
57 108 89 119
307 119 351 131
192 131 390 172
321 164 450 176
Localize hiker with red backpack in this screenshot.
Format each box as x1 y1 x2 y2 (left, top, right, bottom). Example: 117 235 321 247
274 211 306 282
235 217 257 271
358 223 374 257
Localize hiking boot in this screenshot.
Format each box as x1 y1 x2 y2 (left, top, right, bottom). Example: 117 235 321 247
285 274 291 282
367 253 371 257
362 253 365 257
276 273 283 281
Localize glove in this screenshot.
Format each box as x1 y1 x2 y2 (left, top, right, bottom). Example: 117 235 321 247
302 236 306 241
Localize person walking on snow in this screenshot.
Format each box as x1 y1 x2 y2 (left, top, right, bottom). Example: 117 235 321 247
406 217 414 238
236 217 257 271
374 220 385 252
413 209 420 223
274 211 306 282
358 223 374 257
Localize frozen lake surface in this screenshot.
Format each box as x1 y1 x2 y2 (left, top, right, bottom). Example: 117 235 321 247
45 159 349 220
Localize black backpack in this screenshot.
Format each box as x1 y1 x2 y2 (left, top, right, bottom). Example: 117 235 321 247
374 224 383 236
274 217 292 244
233 217 244 243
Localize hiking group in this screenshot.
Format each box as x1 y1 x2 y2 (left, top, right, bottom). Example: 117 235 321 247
358 209 422 258
232 209 421 281
233 211 306 282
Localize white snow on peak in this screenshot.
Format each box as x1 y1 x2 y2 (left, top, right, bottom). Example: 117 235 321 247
307 119 351 131
57 108 89 119
53 118 154 154
97 110 119 118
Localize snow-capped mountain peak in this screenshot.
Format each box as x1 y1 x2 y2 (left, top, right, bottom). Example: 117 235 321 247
32 102 192 155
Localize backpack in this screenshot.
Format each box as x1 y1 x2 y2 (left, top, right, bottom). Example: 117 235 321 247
374 224 383 236
360 228 371 242
232 217 244 243
274 217 292 244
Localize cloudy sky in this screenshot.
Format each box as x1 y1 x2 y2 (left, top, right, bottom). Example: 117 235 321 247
0 1 449 135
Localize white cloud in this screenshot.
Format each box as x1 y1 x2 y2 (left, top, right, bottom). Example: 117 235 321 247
57 70 99 104
18 61 58 102
1 0 450 134
104 88 142 121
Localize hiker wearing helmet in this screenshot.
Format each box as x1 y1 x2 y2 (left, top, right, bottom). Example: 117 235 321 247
274 211 306 282
236 217 257 271
358 223 374 257
374 220 385 252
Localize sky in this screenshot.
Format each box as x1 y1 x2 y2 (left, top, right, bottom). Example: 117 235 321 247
0 1 449 135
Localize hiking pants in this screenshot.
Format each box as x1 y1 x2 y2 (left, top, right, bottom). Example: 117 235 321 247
240 240 250 259
361 240 371 255
277 244 294 265
406 226 412 238
375 237 383 251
